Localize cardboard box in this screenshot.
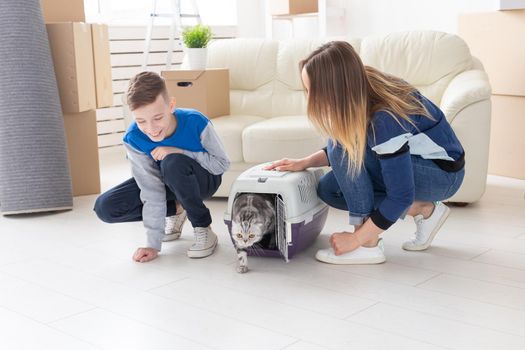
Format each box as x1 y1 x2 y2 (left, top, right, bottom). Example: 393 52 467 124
63 110 101 196
91 24 113 108
40 0 85 22
47 22 96 113
269 0 318 15
458 11 525 96
488 95 525 180
161 69 230 118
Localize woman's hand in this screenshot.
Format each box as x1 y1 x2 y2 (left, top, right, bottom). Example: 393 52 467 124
264 158 309 172
330 220 382 255
151 146 182 161
329 232 362 255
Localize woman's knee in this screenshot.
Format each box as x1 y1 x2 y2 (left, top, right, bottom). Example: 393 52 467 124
317 172 347 210
317 175 332 203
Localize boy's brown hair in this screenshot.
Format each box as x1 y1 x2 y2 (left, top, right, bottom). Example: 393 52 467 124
126 71 169 111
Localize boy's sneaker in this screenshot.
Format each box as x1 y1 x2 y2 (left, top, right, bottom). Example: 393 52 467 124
187 226 218 258
315 238 386 265
163 209 187 242
402 201 450 251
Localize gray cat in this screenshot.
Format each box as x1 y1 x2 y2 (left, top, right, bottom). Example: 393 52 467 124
231 193 276 273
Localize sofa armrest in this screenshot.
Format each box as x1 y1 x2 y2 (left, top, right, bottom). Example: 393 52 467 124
440 69 491 122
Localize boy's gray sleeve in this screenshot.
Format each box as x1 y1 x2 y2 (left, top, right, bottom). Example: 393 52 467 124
124 143 165 251
182 123 230 175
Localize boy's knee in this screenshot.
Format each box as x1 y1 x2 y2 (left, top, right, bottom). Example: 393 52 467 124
93 194 115 223
160 153 192 178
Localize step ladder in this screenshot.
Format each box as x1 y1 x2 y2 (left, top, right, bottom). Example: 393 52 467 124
142 0 202 70
122 0 202 129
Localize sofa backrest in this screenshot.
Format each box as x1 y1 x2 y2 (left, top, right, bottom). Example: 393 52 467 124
207 31 474 118
359 31 473 106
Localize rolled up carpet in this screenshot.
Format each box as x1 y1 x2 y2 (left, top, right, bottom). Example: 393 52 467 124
0 0 73 214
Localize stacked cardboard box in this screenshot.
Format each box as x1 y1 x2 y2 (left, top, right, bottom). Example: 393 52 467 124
41 0 113 195
161 69 230 119
459 10 525 180
46 22 97 113
40 0 85 22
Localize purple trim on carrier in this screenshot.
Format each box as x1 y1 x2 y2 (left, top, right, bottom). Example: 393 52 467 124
225 205 328 259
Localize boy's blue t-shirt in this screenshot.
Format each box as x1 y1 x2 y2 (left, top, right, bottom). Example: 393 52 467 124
123 108 208 158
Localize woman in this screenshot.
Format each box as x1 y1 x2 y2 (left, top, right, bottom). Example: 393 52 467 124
265 41 465 264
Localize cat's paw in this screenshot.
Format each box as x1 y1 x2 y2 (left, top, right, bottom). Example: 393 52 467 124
236 265 249 274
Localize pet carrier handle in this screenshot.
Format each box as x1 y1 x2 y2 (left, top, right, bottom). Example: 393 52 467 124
177 82 193 87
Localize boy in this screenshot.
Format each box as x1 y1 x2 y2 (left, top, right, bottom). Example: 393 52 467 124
94 71 230 262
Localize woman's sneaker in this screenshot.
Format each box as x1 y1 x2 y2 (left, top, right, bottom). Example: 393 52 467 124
187 226 218 258
163 210 187 242
402 201 450 251
315 238 386 265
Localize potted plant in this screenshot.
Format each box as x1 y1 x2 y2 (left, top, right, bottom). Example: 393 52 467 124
181 24 213 70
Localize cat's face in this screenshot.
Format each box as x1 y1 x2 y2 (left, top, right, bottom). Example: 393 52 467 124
231 216 265 248
231 193 275 249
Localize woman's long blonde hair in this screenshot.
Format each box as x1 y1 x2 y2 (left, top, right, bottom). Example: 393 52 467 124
300 41 430 174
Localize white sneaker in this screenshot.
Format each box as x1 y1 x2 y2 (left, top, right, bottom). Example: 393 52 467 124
187 226 218 258
163 209 187 242
315 239 386 265
402 201 451 251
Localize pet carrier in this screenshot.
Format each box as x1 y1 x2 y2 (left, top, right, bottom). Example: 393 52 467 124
224 163 329 262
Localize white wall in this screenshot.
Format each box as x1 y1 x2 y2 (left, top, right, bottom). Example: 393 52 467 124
342 0 495 38
85 0 237 25
236 0 266 37
236 0 499 39
236 0 347 38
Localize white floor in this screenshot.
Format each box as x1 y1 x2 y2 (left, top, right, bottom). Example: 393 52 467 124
1 146 525 350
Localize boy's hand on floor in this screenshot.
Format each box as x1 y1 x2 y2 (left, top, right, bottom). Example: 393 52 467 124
133 247 159 262
151 146 182 161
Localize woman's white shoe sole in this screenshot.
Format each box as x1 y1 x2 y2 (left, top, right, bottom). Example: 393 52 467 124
315 252 386 265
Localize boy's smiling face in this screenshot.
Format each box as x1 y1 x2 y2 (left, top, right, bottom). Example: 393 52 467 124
132 94 176 142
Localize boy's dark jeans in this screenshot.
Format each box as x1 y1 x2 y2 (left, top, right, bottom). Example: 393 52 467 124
94 153 222 228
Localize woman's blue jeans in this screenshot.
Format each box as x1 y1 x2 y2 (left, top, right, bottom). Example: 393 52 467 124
317 143 465 226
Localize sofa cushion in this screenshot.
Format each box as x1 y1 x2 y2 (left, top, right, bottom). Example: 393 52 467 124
208 39 278 118
359 31 473 105
271 39 361 117
212 115 266 163
229 87 274 118
276 38 362 91
242 116 326 163
208 39 278 91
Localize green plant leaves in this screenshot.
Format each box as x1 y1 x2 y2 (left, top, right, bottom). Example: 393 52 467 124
181 24 213 48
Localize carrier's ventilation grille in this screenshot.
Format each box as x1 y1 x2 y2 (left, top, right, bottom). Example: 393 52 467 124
298 175 317 204
276 196 288 262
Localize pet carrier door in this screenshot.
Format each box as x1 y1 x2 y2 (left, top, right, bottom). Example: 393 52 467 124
275 195 288 262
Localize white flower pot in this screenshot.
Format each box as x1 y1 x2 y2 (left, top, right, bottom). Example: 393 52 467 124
186 47 208 70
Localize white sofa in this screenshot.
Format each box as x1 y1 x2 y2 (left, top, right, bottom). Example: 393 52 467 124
207 31 492 203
